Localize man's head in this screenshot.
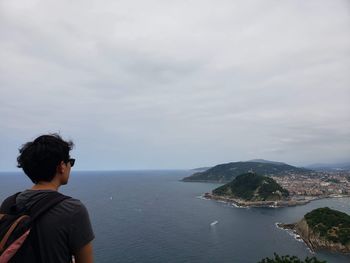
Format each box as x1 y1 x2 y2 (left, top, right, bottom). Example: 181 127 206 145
17 134 74 184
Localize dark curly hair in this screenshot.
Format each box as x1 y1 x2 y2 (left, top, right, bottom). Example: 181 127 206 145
17 134 74 183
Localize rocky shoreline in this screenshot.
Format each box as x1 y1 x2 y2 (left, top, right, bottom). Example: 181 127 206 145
276 223 314 252
203 193 312 208
277 221 350 254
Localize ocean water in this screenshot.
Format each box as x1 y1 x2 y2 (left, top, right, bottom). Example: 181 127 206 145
1 170 350 263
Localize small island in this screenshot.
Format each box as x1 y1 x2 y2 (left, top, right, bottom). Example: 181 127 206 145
204 172 311 207
278 207 350 253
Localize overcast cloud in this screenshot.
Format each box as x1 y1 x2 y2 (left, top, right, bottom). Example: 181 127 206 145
0 0 349 170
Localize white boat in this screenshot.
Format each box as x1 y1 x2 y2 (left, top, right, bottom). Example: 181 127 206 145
210 220 218 226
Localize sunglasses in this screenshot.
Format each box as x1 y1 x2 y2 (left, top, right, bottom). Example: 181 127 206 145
68 158 75 167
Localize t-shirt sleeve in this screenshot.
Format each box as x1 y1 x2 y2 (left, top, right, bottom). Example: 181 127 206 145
68 202 95 253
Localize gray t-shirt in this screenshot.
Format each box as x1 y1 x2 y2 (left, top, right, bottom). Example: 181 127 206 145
14 190 94 263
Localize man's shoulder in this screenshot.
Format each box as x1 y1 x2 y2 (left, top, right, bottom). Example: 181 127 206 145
0 192 19 213
13 190 88 217
57 196 87 212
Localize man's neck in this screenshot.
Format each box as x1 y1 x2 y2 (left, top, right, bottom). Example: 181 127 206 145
31 181 60 191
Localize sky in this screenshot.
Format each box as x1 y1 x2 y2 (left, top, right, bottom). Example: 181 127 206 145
0 0 349 171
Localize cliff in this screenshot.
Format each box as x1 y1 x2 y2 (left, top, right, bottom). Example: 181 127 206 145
281 207 350 253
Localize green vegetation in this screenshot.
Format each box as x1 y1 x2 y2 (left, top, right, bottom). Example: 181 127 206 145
258 253 326 263
183 161 311 182
212 172 289 201
304 207 350 245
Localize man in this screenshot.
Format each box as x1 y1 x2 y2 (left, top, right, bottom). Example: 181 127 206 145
0 134 94 263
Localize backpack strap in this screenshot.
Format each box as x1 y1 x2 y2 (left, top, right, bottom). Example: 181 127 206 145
0 191 71 263
25 192 71 263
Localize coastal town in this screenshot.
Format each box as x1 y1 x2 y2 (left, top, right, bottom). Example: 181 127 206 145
202 170 350 208
270 171 350 197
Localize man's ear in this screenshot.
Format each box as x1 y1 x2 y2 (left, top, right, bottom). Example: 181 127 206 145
56 161 66 174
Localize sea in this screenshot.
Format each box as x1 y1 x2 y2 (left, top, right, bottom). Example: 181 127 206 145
1 170 350 263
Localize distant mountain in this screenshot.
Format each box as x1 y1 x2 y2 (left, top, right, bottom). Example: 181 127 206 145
183 161 312 182
212 172 289 201
190 167 211 172
247 159 286 165
306 162 350 172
